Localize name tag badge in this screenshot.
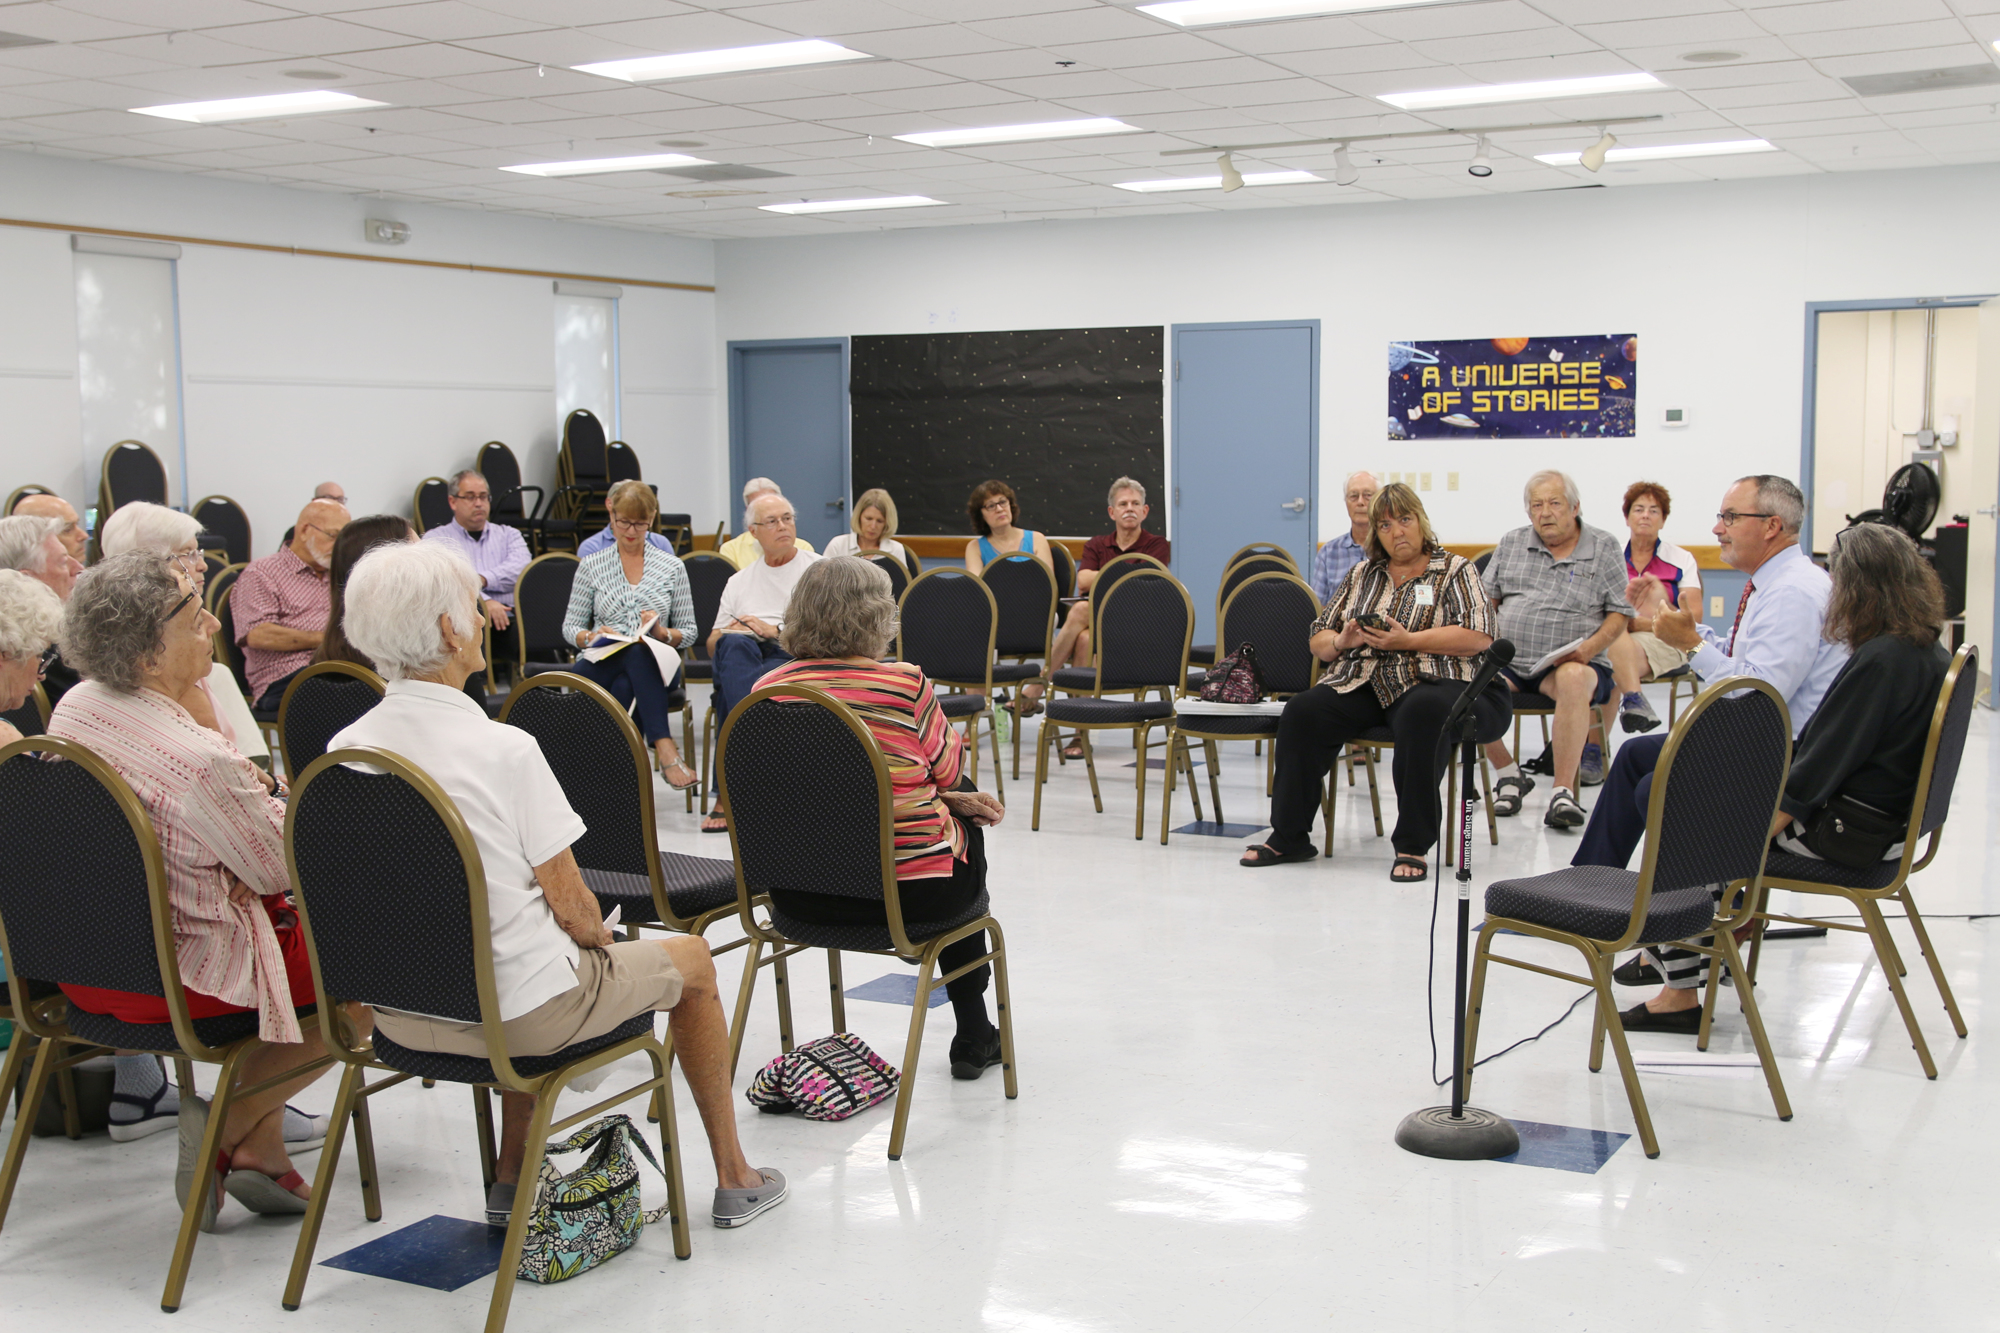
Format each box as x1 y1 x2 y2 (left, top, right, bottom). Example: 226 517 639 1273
1413 585 1435 607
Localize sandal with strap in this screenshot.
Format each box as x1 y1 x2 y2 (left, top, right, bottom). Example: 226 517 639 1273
1492 774 1536 817
1239 842 1318 868
662 760 699 791
223 1161 310 1215
701 812 729 834
1390 854 1429 882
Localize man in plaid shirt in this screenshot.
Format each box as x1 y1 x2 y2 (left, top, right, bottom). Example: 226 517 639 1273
1310 470 1378 604
1480 470 1634 830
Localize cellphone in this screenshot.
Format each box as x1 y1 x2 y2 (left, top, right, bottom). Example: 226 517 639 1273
1352 613 1391 632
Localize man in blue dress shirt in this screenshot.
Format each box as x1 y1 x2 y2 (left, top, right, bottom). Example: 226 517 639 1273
421 469 530 657
1573 474 1849 1032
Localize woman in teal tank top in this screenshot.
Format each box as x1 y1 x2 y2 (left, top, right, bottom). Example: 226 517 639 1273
963 479 1054 576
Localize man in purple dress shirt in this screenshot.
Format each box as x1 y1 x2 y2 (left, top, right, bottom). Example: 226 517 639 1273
420 470 530 633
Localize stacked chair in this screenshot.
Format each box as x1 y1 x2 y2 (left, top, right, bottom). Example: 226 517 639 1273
477 441 554 553
552 409 612 538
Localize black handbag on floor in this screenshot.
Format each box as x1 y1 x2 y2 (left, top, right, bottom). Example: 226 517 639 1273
1798 793 1905 868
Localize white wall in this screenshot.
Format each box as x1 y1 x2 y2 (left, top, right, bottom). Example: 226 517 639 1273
0 148 721 548
714 163 2000 551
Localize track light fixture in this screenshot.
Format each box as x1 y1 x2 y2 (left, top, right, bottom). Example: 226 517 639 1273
1217 152 1244 192
1580 128 1617 172
1467 135 1492 177
1333 143 1358 185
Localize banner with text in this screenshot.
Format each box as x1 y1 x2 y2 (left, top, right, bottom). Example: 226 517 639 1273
1388 334 1637 440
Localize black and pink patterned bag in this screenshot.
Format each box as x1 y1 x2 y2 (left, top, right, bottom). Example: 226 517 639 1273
745 1033 900 1121
1199 642 1266 703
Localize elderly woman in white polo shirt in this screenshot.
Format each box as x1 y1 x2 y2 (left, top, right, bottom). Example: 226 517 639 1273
331 540 783 1230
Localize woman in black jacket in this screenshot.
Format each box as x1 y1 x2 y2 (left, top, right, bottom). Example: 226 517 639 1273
1772 521 1950 861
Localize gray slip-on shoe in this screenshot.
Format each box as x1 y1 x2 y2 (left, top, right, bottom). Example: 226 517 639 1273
175 1095 222 1234
486 1179 517 1228
282 1104 332 1154
712 1168 786 1229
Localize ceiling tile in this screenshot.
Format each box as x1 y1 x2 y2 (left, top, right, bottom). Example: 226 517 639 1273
1744 0 1956 32
323 2 544 42
1352 0 1560 41
1785 22 1979 59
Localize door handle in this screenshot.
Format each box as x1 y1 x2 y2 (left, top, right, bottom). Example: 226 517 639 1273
829 497 846 510
1281 497 1307 513
1979 505 1997 518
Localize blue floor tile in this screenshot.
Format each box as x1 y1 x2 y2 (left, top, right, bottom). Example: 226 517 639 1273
320 1214 506 1291
1493 1119 1630 1174
1173 821 1266 837
844 972 951 1008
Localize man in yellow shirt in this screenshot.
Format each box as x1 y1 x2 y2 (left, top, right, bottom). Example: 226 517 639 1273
718 477 816 569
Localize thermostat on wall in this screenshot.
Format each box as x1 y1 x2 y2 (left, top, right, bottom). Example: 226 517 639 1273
1660 406 1690 428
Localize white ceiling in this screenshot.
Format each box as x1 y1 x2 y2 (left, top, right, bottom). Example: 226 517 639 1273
1 0 1998 240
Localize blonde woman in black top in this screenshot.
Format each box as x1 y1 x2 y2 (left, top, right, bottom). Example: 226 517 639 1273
1243 484 1511 879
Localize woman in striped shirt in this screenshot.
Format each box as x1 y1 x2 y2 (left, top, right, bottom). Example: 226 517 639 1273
1244 484 1511 881
753 556 1008 1082
47 553 363 1223
560 480 699 788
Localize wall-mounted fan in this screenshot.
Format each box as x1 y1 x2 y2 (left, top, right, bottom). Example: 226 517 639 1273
1845 461 1941 541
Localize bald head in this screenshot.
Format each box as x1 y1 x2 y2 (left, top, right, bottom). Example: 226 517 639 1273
13 494 84 563
292 499 350 572
313 481 347 506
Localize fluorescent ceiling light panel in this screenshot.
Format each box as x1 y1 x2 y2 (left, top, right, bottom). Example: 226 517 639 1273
1140 0 1458 25
1535 138 1775 166
894 118 1140 148
502 153 713 177
575 40 869 82
759 196 946 214
1114 170 1322 192
129 90 387 124
1378 72 1664 111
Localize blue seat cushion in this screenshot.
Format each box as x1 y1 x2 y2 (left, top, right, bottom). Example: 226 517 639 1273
1486 866 1717 945
66 1004 317 1053
582 853 737 923
1759 849 1902 892
769 890 990 954
936 694 986 719
1046 698 1173 725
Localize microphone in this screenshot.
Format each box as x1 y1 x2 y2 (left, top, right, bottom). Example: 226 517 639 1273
1443 638 1514 737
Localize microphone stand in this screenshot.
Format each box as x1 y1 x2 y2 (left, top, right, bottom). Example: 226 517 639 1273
1394 685 1521 1160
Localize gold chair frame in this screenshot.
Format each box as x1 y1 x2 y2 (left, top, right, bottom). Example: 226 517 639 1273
1034 569 1194 840
280 746 688 1333
410 476 450 534
1729 644 1975 1079
981 551 1058 783
190 494 252 566
719 683 1016 1160
1225 542 1297 571
3 483 54 515
0 737 333 1311
1159 571 1320 842
1464 677 1795 1159
899 567 1008 801
276 659 386 779
207 569 282 757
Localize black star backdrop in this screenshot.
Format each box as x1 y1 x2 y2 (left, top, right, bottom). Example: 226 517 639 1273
850 327 1165 537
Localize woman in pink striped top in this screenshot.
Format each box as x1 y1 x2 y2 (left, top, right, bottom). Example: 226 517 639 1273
754 556 1007 1082
48 553 359 1223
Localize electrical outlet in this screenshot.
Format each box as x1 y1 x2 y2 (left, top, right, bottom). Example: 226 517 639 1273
1710 596 1724 618
1420 471 1431 491
1447 472 1459 491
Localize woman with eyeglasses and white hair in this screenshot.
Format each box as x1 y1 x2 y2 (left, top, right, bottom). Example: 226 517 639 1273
45 552 352 1222
0 567 62 745
98 501 264 757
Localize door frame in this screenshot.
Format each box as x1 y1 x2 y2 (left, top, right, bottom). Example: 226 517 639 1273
1797 295 1991 553
1168 319 1321 572
725 337 850 526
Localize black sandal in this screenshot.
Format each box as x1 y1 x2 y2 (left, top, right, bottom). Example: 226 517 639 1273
1240 843 1318 868
1390 854 1428 882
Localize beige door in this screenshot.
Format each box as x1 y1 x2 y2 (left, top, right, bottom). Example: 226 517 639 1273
1965 297 2000 706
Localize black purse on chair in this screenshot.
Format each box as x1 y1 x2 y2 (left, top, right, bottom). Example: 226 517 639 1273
1798 793 1905 868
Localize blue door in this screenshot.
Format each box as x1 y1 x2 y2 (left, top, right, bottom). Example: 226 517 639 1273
727 339 850 551
1171 322 1319 643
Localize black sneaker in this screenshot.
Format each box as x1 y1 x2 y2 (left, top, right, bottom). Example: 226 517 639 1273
949 1028 1003 1081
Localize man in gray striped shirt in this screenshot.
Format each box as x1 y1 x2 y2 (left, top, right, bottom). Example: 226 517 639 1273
1480 470 1635 830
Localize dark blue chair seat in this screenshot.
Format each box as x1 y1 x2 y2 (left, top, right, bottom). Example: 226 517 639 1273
66 1004 314 1053
1170 709 1277 737
369 1012 654 1084
1046 697 1173 725
1051 666 1095 689
581 853 736 923
990 661 1042 683
936 694 985 719
1761 849 1902 892
1189 643 1216 666
769 890 990 955
1486 866 1717 944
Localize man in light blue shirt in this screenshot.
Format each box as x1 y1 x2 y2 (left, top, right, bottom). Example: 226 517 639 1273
1574 474 1849 1032
421 470 529 673
1309 470 1377 604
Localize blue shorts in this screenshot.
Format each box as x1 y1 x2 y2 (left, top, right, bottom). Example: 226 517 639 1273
1502 661 1616 708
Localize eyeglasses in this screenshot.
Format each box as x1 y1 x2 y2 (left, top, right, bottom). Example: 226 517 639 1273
171 550 205 577
981 499 1012 512
611 515 652 531
453 491 492 503
1715 511 1776 526
159 589 198 627
750 513 796 528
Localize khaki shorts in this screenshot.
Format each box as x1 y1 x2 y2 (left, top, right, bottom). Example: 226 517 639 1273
1630 631 1689 680
375 940 684 1060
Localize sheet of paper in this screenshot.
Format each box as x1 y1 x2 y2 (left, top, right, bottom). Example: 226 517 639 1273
1527 636 1587 678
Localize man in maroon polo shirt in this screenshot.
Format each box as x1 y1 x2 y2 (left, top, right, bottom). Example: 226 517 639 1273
1048 476 1170 675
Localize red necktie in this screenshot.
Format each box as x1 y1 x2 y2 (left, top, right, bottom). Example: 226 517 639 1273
1727 579 1755 655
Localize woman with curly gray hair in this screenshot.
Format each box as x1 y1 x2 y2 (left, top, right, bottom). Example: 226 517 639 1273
0 568 62 744
751 557 1010 1080
46 552 353 1225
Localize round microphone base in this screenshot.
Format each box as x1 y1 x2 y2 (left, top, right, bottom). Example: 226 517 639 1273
1395 1105 1521 1160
